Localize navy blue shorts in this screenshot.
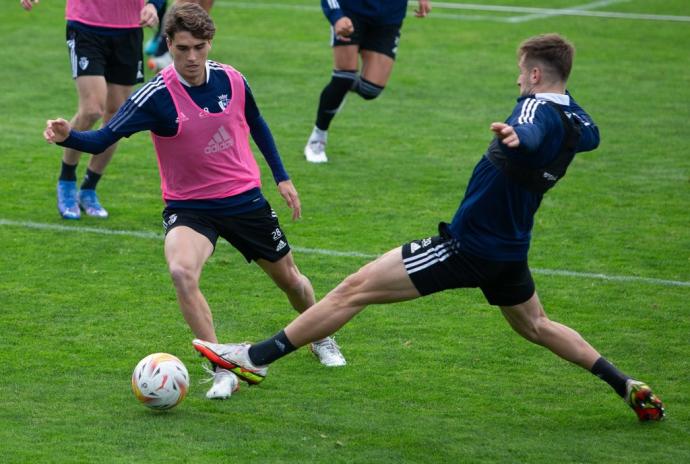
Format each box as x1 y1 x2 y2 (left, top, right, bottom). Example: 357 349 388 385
162 203 290 263
331 13 401 59
66 25 144 85
401 227 535 306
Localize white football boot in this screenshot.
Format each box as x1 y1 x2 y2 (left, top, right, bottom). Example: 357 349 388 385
304 127 328 163
203 366 240 400
193 340 268 385
310 337 346 367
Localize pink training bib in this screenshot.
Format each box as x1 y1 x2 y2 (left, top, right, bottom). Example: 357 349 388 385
151 63 261 201
66 0 145 29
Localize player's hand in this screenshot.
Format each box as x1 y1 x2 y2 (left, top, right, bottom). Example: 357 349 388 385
490 122 521 148
334 17 354 42
277 180 302 221
415 0 431 18
20 0 38 11
140 3 159 28
44 118 72 144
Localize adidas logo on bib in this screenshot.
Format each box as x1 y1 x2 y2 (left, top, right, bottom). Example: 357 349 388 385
205 126 234 154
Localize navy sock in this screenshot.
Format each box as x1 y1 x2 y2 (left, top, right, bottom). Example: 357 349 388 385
590 357 630 398
59 161 78 182
248 330 297 366
80 168 102 191
315 70 357 131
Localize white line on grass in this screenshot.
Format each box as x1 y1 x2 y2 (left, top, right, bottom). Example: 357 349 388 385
505 0 627 24
2 218 688 288
216 1 690 23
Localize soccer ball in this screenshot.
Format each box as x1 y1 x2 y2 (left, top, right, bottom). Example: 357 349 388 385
131 353 189 410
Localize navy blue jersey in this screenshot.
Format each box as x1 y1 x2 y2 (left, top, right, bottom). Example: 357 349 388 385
59 61 290 213
447 92 600 261
322 0 409 25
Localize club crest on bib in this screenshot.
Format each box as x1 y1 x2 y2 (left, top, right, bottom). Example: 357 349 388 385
217 94 229 110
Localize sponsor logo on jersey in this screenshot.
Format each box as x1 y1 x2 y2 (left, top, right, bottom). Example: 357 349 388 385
204 126 234 154
79 56 89 70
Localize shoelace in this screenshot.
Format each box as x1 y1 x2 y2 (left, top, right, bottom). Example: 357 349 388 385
200 364 225 385
315 338 341 355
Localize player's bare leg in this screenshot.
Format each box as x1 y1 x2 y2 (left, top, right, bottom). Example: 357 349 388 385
257 252 346 366
164 226 216 342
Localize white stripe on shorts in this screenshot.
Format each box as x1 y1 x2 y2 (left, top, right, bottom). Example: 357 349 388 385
403 241 454 274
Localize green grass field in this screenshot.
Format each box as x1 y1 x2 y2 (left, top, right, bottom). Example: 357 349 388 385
1 1 689 462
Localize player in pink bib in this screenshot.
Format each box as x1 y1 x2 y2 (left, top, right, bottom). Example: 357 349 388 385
22 0 162 219
44 3 347 399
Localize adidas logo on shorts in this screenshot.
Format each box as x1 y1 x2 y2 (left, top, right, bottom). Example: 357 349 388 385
275 240 287 252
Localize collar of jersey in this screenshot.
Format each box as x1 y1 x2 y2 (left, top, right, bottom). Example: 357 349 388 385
172 61 211 87
532 92 570 105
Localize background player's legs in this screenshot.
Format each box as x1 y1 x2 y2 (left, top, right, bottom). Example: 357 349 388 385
305 45 359 163
76 82 132 218
57 76 108 219
165 226 216 342
356 49 394 99
83 82 131 175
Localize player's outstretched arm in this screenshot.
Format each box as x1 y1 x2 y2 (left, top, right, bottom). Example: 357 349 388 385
44 119 71 144
277 180 302 221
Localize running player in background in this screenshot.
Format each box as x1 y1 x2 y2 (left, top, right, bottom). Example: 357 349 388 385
304 0 431 163
21 0 162 219
43 3 347 400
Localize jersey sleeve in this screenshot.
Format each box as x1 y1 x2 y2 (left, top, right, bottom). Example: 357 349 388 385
57 77 175 154
243 80 290 184
511 99 552 154
322 0 345 25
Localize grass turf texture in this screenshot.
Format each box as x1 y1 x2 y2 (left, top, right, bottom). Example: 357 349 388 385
1 1 689 462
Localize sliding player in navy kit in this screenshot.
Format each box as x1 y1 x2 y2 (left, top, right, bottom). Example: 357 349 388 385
194 34 665 422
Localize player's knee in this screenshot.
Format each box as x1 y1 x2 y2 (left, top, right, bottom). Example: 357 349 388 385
168 264 198 291
353 77 384 100
517 315 549 344
77 106 106 127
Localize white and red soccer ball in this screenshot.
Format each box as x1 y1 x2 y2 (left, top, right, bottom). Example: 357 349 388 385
131 353 189 410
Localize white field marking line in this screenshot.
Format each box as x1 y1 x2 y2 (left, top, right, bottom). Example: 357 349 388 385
505 0 627 24
2 218 689 288
216 1 690 23
432 1 690 22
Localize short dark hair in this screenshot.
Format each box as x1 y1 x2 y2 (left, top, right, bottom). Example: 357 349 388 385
164 2 216 41
518 33 575 82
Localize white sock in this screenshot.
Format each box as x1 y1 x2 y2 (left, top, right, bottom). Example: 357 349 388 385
310 126 328 143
